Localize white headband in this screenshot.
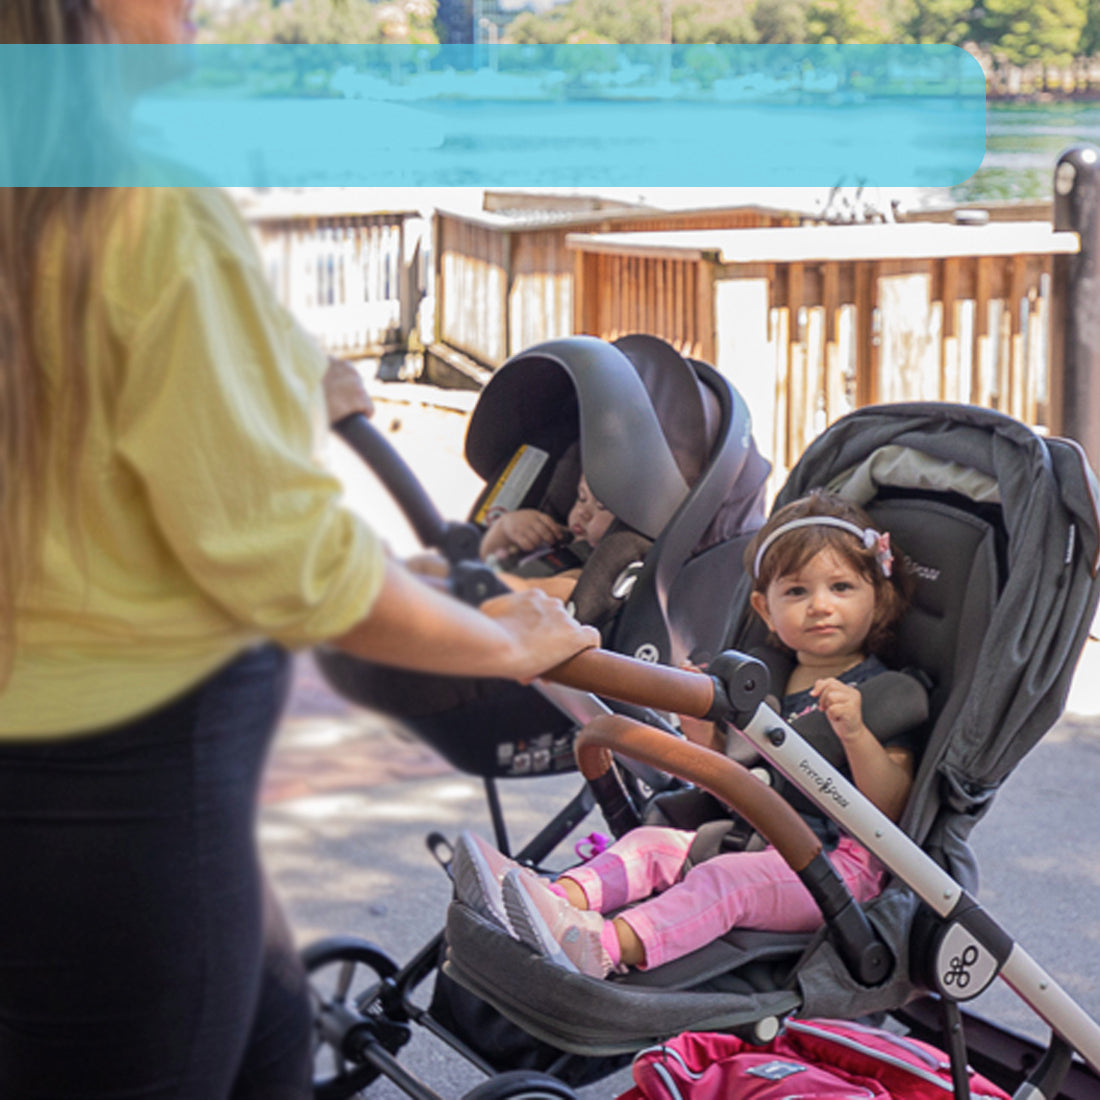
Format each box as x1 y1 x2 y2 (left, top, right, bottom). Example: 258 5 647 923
752 516 893 579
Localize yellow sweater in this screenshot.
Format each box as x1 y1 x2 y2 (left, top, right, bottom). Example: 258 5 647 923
1 188 385 738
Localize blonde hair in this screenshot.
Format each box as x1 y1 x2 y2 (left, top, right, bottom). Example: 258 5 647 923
0 0 113 684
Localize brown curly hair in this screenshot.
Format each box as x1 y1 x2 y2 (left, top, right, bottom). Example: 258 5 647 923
745 490 911 657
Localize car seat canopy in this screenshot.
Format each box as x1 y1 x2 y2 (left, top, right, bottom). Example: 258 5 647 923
465 335 726 541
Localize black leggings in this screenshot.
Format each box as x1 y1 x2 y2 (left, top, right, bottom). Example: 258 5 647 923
0 646 312 1100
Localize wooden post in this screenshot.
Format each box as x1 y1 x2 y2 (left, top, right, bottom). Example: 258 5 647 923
822 262 843 421
697 259 716 364
572 248 591 335
855 261 878 407
971 256 992 407
1008 254 1027 420
787 263 806 460
1053 144 1100 468
940 257 960 402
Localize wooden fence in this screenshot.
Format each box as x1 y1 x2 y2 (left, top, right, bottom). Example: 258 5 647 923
250 210 418 359
569 221 1079 485
244 196 1088 485
434 204 803 374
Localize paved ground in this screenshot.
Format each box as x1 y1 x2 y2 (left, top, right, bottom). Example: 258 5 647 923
259 382 1100 1098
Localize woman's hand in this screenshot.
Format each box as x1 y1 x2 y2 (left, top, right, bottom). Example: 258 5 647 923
323 357 374 423
481 508 565 559
334 560 597 683
479 588 599 683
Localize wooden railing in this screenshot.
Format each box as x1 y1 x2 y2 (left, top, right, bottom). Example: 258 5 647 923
250 212 415 358
569 222 1078 485
573 250 715 364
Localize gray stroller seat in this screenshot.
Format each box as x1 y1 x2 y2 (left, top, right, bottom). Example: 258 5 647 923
441 402 1100 1058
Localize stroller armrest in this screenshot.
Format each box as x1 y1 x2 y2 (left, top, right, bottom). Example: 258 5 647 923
575 714 893 987
575 714 821 872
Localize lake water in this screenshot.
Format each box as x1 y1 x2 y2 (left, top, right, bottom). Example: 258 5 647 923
953 99 1100 203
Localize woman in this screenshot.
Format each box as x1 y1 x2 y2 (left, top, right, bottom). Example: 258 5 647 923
0 3 598 1097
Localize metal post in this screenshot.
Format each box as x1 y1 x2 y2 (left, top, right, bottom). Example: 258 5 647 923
1053 145 1100 469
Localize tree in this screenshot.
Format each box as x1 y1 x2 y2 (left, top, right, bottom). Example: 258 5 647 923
673 1 758 43
1082 0 1100 57
980 0 1085 67
804 0 875 43
752 0 809 43
435 0 472 44
201 0 438 45
899 0 973 44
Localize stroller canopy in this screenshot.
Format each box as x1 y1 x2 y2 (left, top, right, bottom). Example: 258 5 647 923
773 403 1100 822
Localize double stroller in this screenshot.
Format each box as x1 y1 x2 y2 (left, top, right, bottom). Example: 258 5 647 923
310 334 1100 1100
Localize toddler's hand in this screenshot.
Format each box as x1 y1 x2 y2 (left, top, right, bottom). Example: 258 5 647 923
811 678 867 742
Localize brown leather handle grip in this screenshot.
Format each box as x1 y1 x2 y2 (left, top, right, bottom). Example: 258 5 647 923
575 714 822 874
541 648 716 718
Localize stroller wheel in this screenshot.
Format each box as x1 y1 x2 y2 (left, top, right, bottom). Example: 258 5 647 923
461 1069 581 1099
302 935 405 1100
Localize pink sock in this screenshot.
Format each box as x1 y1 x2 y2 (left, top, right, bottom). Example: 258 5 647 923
600 921 622 967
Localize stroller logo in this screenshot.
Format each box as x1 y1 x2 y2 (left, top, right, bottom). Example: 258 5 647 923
634 643 661 663
903 554 941 583
934 923 1000 999
798 759 850 809
944 944 979 989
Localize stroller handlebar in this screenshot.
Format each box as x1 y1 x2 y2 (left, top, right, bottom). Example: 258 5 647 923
541 649 717 717
334 413 482 564
541 646 769 727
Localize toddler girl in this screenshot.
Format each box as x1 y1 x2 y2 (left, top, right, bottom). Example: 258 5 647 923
452 490 927 978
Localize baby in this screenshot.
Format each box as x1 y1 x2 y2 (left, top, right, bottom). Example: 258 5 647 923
480 474 616 600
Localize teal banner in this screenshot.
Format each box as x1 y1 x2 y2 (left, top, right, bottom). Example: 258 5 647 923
0 44 986 187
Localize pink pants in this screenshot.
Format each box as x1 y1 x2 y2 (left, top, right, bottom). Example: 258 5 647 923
561 826 884 970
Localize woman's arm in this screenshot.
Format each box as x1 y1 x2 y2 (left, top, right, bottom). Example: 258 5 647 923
332 556 598 683
811 678 915 822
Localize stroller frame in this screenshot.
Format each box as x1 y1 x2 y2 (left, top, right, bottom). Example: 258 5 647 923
307 389 1100 1100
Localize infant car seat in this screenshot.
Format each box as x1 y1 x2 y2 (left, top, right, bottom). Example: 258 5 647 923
317 334 770 782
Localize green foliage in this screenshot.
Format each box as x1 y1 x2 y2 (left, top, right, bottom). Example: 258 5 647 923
804 0 875 43
1083 0 1100 56
751 0 809 43
503 0 659 43
196 0 1100 69
980 0 1085 65
672 1 758 43
899 0 972 44
200 0 438 45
